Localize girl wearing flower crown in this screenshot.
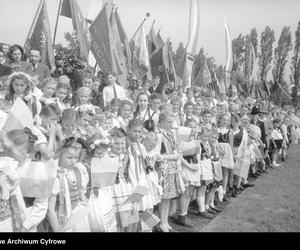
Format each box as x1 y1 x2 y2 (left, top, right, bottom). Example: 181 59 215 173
40 78 57 106
47 137 90 232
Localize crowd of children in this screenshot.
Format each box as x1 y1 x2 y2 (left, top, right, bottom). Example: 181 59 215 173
1 57 300 232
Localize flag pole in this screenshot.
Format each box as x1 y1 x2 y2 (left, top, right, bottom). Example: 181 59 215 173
23 0 44 49
53 0 63 46
129 13 150 41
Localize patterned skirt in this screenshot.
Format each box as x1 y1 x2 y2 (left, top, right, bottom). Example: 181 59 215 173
160 161 185 200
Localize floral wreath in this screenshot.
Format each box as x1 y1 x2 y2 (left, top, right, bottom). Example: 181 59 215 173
89 138 111 150
76 104 96 115
8 71 31 85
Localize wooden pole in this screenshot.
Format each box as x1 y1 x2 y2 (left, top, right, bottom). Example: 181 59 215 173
129 16 148 42
23 0 44 49
53 0 63 46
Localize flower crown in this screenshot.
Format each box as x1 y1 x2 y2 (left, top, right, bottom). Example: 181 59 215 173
89 138 111 150
77 104 96 115
8 71 32 84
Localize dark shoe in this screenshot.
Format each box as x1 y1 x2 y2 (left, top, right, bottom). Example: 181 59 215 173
197 211 213 219
223 194 229 202
174 215 194 228
210 206 222 213
206 207 216 214
232 188 238 198
153 226 168 232
243 183 255 188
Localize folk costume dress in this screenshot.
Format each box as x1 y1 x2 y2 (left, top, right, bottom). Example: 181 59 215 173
110 151 139 231
144 151 162 206
232 129 251 180
218 128 234 169
51 162 90 232
155 129 185 200
129 142 154 211
0 157 26 232
199 141 214 185
209 141 223 189
182 132 202 187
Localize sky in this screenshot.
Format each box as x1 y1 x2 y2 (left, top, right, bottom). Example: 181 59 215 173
1 0 300 68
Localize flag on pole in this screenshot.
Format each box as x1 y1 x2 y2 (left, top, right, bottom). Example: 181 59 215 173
194 58 211 88
24 0 55 71
60 0 90 60
150 46 166 87
155 30 164 49
186 0 201 55
224 20 233 90
129 21 150 79
110 7 128 77
162 39 177 83
89 3 123 74
147 21 157 55
114 8 132 71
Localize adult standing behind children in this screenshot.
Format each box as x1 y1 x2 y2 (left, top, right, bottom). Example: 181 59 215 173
102 72 126 107
28 49 50 82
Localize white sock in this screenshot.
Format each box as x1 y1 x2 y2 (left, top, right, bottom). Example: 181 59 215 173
210 193 215 208
197 196 205 212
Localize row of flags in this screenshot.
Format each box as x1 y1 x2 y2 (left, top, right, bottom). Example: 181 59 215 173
22 0 271 99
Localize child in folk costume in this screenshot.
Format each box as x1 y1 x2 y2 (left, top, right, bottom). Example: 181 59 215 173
110 128 139 232
47 137 90 232
86 136 117 232
0 129 47 232
76 106 97 141
155 110 185 232
54 82 71 113
31 104 63 161
117 100 133 130
133 92 151 123
217 113 235 201
61 109 80 139
270 118 284 167
232 115 252 193
107 98 121 128
127 120 154 213
40 78 57 106
177 119 201 227
142 132 163 208
206 128 224 213
249 124 267 174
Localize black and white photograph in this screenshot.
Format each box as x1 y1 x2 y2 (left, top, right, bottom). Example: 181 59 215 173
0 0 300 236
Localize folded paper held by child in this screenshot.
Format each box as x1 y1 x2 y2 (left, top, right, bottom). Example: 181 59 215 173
124 185 148 204
181 141 201 156
91 157 119 188
140 210 160 229
18 159 57 198
177 126 192 142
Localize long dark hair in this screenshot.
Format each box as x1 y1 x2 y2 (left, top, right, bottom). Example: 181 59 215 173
133 92 150 119
5 73 30 103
